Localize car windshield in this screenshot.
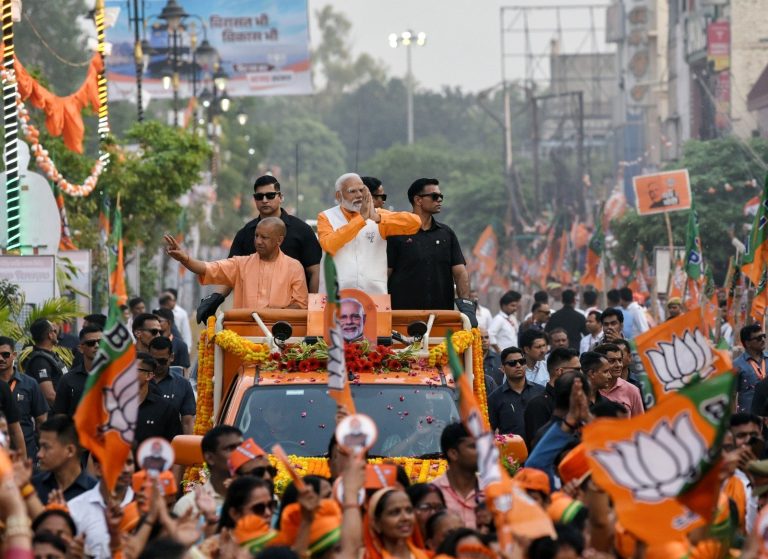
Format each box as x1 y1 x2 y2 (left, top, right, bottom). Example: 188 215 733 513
234 384 460 457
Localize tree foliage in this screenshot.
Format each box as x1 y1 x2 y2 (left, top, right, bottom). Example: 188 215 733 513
612 138 768 283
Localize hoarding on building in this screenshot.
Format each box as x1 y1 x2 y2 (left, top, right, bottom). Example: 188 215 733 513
106 0 312 100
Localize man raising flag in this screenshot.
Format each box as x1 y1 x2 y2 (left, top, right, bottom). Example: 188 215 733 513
74 296 138 491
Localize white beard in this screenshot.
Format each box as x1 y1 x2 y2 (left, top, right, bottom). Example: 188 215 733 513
341 198 362 212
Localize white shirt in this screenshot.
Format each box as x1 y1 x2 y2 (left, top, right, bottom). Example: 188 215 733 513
68 484 134 559
734 469 757 530
579 332 603 354
476 304 493 331
171 305 193 347
489 311 519 351
525 360 549 386
625 301 650 338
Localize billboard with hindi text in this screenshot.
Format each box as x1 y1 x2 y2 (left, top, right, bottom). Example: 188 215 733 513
105 0 312 100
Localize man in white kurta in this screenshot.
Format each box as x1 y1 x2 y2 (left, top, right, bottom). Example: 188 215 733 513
317 173 420 294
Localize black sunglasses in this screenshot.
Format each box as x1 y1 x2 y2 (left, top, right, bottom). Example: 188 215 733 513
504 358 527 367
241 465 278 479
0 351 11 359
751 334 767 342
372 193 388 201
254 192 280 201
142 328 162 336
416 192 444 202
82 340 101 347
250 499 277 516
154 357 169 365
137 368 155 375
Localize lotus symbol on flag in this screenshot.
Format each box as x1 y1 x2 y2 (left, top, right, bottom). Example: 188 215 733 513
101 365 138 444
646 329 715 391
592 413 707 502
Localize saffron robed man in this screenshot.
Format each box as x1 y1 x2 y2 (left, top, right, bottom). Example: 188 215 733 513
317 172 421 294
164 217 308 310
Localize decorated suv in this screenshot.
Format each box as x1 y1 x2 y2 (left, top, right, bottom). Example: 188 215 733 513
179 303 524 492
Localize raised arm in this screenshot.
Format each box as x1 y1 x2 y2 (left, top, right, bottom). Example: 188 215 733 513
164 235 207 276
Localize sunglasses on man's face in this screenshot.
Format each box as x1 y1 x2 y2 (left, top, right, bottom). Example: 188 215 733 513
750 334 767 342
154 357 169 366
504 358 526 367
416 192 444 202
241 465 278 479
254 192 279 201
0 351 11 359
142 328 162 336
250 499 277 516
372 193 388 201
81 339 101 348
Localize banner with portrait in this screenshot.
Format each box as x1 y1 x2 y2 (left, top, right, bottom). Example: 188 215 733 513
106 0 312 100
632 170 692 216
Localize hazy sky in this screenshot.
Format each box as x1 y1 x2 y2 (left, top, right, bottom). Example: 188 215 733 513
308 0 614 93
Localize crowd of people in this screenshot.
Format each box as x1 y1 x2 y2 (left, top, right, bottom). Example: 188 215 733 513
0 170 765 557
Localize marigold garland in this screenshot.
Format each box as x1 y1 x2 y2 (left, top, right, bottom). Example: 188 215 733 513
184 317 216 485
471 328 490 429
428 330 474 367
213 329 270 363
267 455 447 496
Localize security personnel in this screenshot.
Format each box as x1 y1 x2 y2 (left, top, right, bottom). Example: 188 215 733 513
134 353 181 447
147 336 195 435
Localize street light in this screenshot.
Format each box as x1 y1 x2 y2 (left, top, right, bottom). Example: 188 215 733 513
389 30 427 144
237 111 248 126
159 0 187 31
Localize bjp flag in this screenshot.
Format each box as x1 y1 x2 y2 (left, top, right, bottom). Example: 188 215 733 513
634 307 732 404
486 477 555 553
74 296 138 491
582 373 736 545
472 225 498 280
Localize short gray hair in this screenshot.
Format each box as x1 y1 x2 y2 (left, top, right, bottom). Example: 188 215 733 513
335 173 361 192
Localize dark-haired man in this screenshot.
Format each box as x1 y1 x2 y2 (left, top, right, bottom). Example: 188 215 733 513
362 176 388 209
318 173 420 295
524 347 580 445
581 351 612 406
489 290 521 353
488 346 545 437
388 178 472 316
546 289 586 351
153 307 190 371
134 353 181 447
619 287 649 339
0 337 31 456
148 337 195 435
593 343 643 417
173 425 243 517
197 175 323 323
599 308 624 344
32 415 96 504
132 313 162 353
25 319 68 406
431 422 480 529
580 310 603 354
53 326 102 419
736 324 768 413
159 290 192 348
519 329 549 386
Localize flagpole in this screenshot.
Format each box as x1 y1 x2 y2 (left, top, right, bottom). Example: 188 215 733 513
664 212 675 298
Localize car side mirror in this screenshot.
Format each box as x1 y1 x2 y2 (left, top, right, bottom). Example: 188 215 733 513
272 321 293 343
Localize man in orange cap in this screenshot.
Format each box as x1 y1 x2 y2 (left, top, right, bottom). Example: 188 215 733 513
513 467 551 507
228 438 276 483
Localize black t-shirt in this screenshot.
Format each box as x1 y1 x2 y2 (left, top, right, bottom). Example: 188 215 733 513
24 347 66 389
229 209 321 269
52 364 88 417
387 220 466 310
0 379 20 424
171 336 191 368
135 393 182 447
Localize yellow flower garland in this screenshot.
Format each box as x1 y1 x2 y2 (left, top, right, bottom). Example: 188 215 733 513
428 330 474 367
214 329 270 363
267 455 448 496
471 329 491 429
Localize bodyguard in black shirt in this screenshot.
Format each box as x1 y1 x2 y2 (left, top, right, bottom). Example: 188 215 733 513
387 178 470 310
134 353 181 446
25 319 67 407
53 325 103 418
0 337 30 456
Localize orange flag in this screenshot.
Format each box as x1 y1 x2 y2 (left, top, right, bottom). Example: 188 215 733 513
74 296 138 491
582 372 735 545
486 477 556 552
472 225 498 281
669 260 686 298
634 307 732 404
